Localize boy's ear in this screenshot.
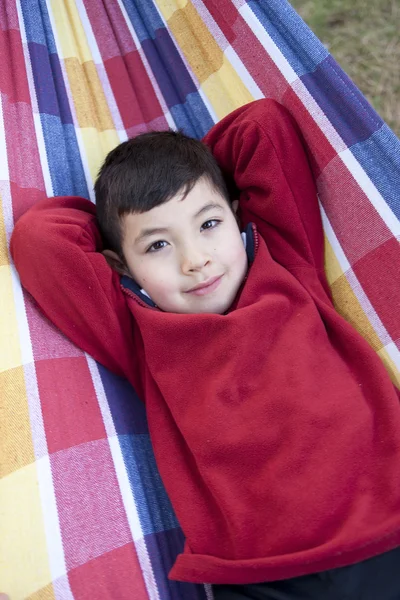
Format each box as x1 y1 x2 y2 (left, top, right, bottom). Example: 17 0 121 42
102 250 131 277
232 199 241 226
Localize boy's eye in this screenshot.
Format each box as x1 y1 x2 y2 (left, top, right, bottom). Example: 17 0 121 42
201 219 221 231
147 240 168 253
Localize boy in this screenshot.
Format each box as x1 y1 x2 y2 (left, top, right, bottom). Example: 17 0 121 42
11 100 400 599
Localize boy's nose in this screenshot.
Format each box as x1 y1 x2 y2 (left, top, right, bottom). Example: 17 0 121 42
181 246 211 273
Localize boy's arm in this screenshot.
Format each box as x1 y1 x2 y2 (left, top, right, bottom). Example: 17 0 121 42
10 196 142 389
203 99 325 274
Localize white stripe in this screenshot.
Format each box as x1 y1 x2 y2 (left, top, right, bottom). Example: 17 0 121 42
74 0 102 64
33 113 54 197
320 203 351 273
45 0 95 201
10 264 34 366
116 0 176 130
86 356 160 600
384 341 400 373
225 46 264 100
53 576 75 600
36 454 69 582
239 3 298 85
339 148 400 237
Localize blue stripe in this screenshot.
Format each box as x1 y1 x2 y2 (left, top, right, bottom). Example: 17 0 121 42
247 0 329 77
98 364 149 435
29 43 73 125
145 529 208 600
41 115 88 197
121 0 165 42
20 0 57 54
119 434 180 535
141 31 197 108
301 55 383 146
171 93 214 138
351 125 400 219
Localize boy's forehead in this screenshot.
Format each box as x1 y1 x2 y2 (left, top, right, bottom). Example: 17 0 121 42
123 179 228 240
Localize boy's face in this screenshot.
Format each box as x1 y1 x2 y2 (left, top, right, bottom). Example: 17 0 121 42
120 178 248 314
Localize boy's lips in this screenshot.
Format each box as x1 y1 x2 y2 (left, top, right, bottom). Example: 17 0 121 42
185 275 223 296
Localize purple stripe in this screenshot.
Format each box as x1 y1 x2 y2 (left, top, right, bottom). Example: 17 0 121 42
29 42 73 124
145 528 208 599
98 364 148 435
142 28 197 108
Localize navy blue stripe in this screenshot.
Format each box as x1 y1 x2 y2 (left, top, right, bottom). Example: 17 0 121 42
41 115 88 197
119 434 180 535
145 529 208 600
247 0 329 77
351 125 400 219
301 55 383 146
98 364 148 434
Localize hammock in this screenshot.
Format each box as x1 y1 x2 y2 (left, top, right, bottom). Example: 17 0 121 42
1 0 399 598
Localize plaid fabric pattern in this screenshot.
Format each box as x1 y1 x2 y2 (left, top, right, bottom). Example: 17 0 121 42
1 1 399 598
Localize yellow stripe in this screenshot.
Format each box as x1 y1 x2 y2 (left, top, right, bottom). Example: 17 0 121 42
0 199 8 268
330 273 383 352
377 347 400 389
157 0 188 21
324 236 345 286
49 0 92 62
27 583 56 600
0 366 35 477
64 58 115 131
80 128 120 185
157 0 253 117
167 3 224 84
0 265 22 375
0 464 51 598
202 56 254 119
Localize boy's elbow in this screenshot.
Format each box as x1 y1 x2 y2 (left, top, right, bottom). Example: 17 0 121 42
10 209 45 276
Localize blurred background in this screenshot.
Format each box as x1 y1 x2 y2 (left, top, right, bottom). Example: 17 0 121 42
290 0 400 136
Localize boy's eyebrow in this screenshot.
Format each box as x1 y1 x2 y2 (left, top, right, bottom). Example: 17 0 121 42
135 202 224 244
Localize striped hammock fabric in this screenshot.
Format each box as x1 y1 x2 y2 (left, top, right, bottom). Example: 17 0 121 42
1 1 399 598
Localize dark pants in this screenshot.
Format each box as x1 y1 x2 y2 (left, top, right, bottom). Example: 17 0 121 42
212 545 400 599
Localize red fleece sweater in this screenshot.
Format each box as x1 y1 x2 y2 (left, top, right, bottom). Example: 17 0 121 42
11 100 400 585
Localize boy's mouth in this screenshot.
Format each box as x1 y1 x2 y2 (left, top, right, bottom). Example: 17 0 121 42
185 275 223 296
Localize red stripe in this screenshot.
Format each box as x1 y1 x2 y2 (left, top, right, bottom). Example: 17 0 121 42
3 98 45 201
83 0 165 131
0 28 30 104
82 0 136 61
106 53 166 129
317 155 393 263
24 290 83 361
51 440 132 569
353 238 400 342
69 543 148 600
36 357 107 452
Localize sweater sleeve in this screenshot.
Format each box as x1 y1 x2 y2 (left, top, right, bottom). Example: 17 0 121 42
10 196 143 391
203 99 325 274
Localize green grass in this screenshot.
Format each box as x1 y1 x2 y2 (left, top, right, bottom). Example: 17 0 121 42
290 0 400 136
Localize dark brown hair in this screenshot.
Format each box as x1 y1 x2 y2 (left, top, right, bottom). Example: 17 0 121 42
94 130 230 257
